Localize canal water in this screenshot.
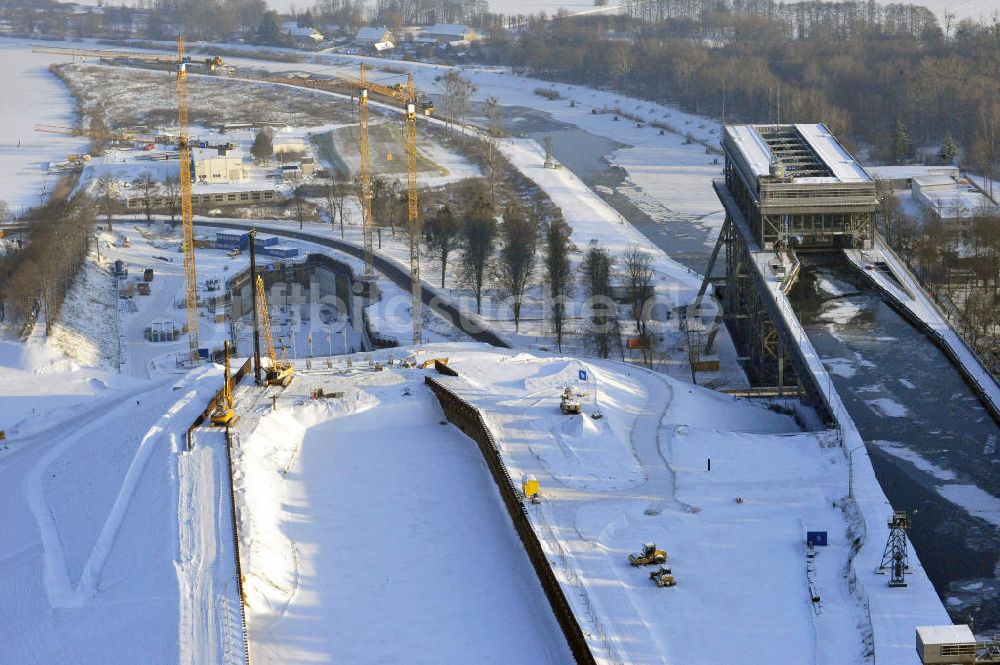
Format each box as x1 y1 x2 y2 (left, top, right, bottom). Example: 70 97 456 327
787 255 1000 630
533 123 1000 631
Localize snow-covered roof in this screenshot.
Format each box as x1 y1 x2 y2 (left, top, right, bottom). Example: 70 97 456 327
425 23 473 37
865 165 959 181
356 26 390 42
725 123 871 184
191 146 242 161
913 175 958 189
916 624 975 645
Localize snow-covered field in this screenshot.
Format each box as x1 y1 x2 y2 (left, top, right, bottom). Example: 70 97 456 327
230 352 571 663
0 41 87 213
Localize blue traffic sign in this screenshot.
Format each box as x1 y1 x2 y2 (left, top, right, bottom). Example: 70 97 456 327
807 531 828 547
579 370 588 381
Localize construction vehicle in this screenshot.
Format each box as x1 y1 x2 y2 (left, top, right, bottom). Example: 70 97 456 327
649 565 676 587
560 387 582 415
254 275 294 387
211 340 236 426
629 542 667 566
419 357 449 369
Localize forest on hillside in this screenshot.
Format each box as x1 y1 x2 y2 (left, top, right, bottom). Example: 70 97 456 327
479 0 1000 172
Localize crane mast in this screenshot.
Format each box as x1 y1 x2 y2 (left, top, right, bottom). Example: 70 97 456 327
405 75 422 345
357 65 375 278
176 36 200 361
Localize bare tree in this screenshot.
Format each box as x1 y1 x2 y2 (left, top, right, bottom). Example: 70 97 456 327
876 179 901 245
623 243 654 335
484 96 503 204
293 185 307 229
441 71 476 136
136 172 158 223
495 201 538 332
581 243 614 358
323 177 348 238
163 175 180 225
95 176 117 232
0 199 9 224
424 204 461 288
545 214 573 351
460 181 496 314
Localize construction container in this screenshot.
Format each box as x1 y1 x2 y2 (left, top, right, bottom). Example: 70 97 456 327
113 260 128 277
254 233 279 250
522 475 539 499
915 626 976 664
263 245 299 258
136 282 151 296
143 268 154 282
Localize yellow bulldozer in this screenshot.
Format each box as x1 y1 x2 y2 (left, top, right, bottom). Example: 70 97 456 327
628 542 667 566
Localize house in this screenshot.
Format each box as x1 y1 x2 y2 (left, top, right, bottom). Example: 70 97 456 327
282 21 324 45
191 145 246 184
912 174 997 223
355 25 394 51
422 23 478 43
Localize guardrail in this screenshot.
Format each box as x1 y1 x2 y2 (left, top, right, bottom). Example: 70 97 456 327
224 429 252 665
185 356 254 665
424 375 597 665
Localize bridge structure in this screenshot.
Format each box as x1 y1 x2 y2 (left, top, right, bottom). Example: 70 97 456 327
695 123 878 420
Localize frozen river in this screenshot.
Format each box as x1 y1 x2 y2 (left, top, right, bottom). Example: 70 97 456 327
0 38 86 216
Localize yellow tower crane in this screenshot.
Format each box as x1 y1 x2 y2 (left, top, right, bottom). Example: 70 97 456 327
340 66 423 345
176 36 200 362
254 276 295 387
35 38 212 362
357 65 375 279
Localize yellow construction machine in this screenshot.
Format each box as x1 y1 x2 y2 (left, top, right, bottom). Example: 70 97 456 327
211 340 236 426
628 542 667 566
255 276 294 387
649 565 677 587
419 357 449 369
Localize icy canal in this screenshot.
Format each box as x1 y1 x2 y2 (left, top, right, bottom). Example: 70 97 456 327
787 254 1000 631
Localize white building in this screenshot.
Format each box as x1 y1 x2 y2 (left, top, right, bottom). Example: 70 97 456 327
912 173 997 222
422 23 478 43
282 21 324 44
191 146 246 184
355 25 394 51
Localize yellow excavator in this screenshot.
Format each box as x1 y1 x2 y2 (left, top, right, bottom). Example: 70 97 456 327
255 275 295 388
211 339 236 426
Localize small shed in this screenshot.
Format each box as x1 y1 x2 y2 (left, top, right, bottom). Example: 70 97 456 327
915 625 977 664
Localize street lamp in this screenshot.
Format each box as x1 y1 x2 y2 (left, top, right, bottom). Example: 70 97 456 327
848 443 866 500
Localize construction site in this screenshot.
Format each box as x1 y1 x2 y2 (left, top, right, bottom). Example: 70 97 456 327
4 36 1000 665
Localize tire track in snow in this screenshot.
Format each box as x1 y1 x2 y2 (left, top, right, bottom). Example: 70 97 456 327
25 366 214 608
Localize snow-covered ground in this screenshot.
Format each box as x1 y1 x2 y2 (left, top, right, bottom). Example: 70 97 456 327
229 342 949 665
0 350 234 663
0 40 87 213
230 352 571 663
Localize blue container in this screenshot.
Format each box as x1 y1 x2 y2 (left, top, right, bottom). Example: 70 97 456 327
263 245 299 258
806 531 828 547
216 231 249 250
113 260 127 277
198 348 209 359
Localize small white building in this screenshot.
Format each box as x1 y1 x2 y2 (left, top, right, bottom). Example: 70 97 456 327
191 146 246 184
422 23 478 43
282 21 324 44
912 174 996 222
915 625 977 664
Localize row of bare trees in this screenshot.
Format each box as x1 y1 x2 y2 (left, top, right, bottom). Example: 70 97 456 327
0 194 96 334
